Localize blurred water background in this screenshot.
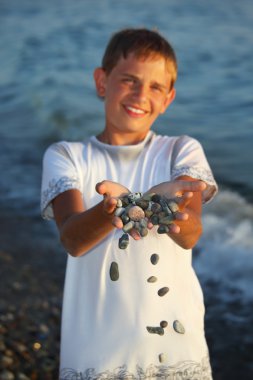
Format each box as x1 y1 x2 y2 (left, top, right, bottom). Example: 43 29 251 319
0 0 253 378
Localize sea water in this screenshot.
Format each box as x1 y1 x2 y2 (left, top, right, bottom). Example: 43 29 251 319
0 0 253 377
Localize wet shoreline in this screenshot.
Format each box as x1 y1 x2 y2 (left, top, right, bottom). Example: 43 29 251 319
0 215 253 379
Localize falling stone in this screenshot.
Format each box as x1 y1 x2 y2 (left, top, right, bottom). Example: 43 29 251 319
160 320 168 328
110 262 119 281
150 253 159 265
147 276 157 283
118 234 129 250
158 287 169 297
173 320 185 334
146 326 164 336
159 353 167 363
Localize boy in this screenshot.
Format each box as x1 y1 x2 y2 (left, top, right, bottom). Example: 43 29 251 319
41 28 217 379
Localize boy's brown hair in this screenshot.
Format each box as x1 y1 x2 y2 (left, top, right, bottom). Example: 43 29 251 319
102 28 178 89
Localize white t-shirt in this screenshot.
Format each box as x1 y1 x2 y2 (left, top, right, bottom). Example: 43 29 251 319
41 131 217 380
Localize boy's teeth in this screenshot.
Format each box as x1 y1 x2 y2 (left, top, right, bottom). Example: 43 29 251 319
127 106 145 114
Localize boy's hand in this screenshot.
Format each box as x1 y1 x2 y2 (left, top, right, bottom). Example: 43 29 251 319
96 180 130 217
146 180 206 234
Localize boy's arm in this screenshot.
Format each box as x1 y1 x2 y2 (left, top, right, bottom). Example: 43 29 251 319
52 181 129 257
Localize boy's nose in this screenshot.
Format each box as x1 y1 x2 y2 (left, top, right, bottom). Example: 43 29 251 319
132 83 148 102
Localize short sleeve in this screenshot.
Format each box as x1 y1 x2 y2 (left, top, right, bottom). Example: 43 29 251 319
171 135 218 203
41 142 82 220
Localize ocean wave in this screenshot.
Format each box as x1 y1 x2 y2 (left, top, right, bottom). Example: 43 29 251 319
194 189 253 300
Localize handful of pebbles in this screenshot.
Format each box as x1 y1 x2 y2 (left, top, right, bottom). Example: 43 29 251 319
114 192 179 249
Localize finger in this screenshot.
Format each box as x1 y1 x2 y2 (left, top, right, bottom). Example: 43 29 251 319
168 223 180 234
104 198 117 215
174 211 189 221
176 192 193 210
96 181 107 196
175 180 206 196
112 215 123 229
129 229 141 240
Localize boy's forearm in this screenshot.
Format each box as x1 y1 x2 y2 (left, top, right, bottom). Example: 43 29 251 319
59 201 115 257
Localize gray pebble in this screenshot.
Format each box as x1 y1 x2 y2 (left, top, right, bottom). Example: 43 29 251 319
150 253 159 265
167 200 179 213
109 262 119 281
147 276 157 283
118 234 129 250
121 213 130 224
151 202 162 213
157 225 169 234
159 215 174 225
146 326 164 335
173 320 185 334
151 194 162 203
139 218 148 228
150 214 159 225
158 287 169 297
122 221 135 233
136 199 149 210
140 227 148 237
114 207 125 217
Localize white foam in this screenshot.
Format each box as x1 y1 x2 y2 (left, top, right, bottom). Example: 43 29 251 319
194 190 253 300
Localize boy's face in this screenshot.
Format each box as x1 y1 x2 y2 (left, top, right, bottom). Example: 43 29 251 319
94 53 176 140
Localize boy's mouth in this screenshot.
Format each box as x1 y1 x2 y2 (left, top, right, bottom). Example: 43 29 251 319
124 105 147 117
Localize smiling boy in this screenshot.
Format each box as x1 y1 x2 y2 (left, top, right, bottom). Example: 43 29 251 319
41 28 217 379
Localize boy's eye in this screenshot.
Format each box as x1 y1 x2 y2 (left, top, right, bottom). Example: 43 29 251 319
151 85 162 92
122 78 135 84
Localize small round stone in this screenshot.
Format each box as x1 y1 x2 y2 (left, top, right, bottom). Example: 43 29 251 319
159 353 167 363
160 320 168 328
118 234 129 250
109 262 119 281
150 253 159 265
173 320 185 334
158 287 169 297
128 206 145 221
147 276 157 283
151 202 162 213
151 194 162 203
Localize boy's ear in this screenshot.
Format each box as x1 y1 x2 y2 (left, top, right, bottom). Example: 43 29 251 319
93 67 106 98
160 88 176 114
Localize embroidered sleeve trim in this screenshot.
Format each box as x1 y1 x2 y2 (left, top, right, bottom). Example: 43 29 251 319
59 355 212 379
41 176 82 220
171 165 218 203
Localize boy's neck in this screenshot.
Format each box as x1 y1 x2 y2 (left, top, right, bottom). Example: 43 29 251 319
97 130 150 146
